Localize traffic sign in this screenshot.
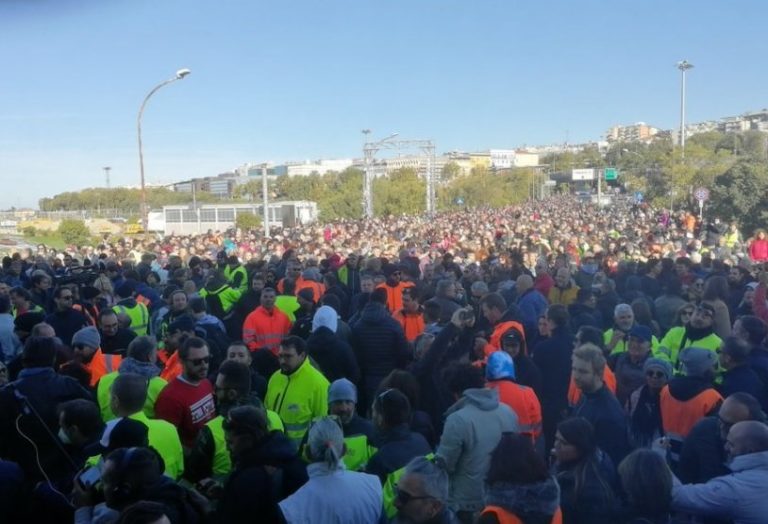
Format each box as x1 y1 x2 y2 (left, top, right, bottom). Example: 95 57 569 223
694 187 710 202
572 168 595 181
604 168 618 181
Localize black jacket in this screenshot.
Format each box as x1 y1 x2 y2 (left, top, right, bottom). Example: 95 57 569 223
513 354 543 399
719 365 767 410
572 385 631 466
44 309 89 347
568 303 603 333
0 367 92 482
556 450 618 524
366 423 432 484
306 326 360 384
676 416 729 484
217 431 308 524
408 324 473 433
351 302 410 399
99 327 137 355
532 327 574 412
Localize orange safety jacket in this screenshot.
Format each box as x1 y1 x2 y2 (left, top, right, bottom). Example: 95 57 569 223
83 349 122 388
277 276 326 299
376 282 415 314
486 379 542 438
158 349 182 382
567 367 617 407
392 309 425 342
475 321 528 368
660 384 722 462
481 505 563 524
242 306 292 354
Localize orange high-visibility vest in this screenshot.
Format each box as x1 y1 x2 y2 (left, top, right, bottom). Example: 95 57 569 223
84 349 122 388
487 380 542 438
376 282 415 314
481 505 562 524
242 306 292 354
660 384 722 463
158 349 182 382
393 309 425 342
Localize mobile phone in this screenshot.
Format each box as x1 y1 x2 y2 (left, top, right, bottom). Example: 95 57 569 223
78 466 102 490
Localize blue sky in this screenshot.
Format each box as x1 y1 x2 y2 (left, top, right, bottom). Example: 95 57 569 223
1 0 766 208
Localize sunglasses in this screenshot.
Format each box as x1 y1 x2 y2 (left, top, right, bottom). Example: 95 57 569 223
186 356 210 366
394 486 433 505
646 370 666 378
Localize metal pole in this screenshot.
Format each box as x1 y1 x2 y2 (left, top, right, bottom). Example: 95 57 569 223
262 164 269 237
361 129 372 219
103 166 111 189
677 60 693 159
137 70 190 233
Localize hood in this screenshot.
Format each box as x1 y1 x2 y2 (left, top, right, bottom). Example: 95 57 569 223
484 477 560 520
118 357 161 379
668 375 715 402
308 327 336 354
240 431 300 467
360 302 391 323
312 305 338 333
447 387 500 415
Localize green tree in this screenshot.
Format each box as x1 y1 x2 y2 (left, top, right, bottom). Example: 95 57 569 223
57 219 91 245
373 168 426 216
441 161 462 181
234 211 262 231
710 160 768 235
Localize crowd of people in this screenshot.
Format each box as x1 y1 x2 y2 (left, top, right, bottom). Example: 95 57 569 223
0 195 767 524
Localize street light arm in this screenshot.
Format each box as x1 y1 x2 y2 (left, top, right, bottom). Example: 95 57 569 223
137 71 190 232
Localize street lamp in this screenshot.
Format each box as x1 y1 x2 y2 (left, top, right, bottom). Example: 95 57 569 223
676 60 694 159
137 68 191 232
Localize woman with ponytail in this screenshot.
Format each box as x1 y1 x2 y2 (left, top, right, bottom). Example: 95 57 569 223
278 417 384 523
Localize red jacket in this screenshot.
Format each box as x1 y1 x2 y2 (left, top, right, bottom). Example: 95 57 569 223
749 238 768 262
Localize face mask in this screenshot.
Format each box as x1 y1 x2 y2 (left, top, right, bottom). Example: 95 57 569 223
58 427 72 445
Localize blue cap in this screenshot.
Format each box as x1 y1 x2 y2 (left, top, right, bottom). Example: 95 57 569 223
628 325 653 343
486 351 516 381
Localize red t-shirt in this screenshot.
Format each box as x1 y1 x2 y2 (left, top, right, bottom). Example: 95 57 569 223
155 377 216 448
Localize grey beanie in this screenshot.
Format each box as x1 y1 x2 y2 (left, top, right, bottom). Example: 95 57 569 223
71 326 101 349
328 378 357 404
679 347 718 377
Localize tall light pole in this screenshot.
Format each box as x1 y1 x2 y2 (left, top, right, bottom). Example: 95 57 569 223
361 129 371 218
261 164 269 237
677 60 694 159
103 166 111 189
137 68 191 231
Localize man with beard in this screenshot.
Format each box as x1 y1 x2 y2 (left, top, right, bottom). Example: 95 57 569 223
604 303 660 357
659 303 722 368
69 326 122 388
326 378 375 472
186 360 283 484
265 335 329 446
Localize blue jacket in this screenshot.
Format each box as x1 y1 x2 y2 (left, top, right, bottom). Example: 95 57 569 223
366 424 431 484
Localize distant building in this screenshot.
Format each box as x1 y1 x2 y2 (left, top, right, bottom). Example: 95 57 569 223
158 201 318 235
605 122 660 143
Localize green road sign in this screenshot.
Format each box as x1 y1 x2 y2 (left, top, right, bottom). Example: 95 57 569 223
604 168 618 181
